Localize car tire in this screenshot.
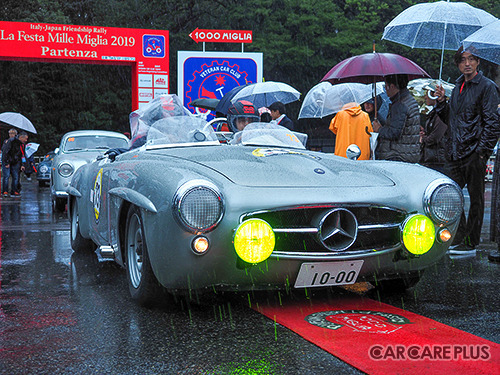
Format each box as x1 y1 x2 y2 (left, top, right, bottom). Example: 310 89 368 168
375 271 423 293
125 206 164 306
70 199 95 253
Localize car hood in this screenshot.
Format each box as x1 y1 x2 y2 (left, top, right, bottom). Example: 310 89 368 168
61 150 103 163
154 146 396 187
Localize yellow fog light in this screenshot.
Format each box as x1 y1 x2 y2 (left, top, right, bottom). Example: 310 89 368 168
438 228 452 243
234 219 275 264
192 236 209 254
402 214 435 255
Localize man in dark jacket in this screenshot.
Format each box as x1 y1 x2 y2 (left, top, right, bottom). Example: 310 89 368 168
436 47 500 255
269 101 294 130
373 74 420 162
1 131 28 197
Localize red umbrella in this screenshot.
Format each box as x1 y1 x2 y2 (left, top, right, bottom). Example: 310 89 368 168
321 52 430 84
321 52 430 120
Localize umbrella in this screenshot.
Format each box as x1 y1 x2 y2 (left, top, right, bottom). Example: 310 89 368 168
462 19 500 65
322 52 429 120
382 1 497 80
214 84 249 115
25 143 40 158
298 82 385 119
0 112 37 134
189 98 220 111
230 81 301 108
322 52 430 84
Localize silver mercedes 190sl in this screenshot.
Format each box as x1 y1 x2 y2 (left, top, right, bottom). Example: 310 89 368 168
68 95 463 306
51 130 130 212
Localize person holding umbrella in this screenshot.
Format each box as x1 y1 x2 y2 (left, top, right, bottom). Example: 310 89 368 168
269 102 294 130
2 131 29 197
435 47 500 255
372 74 421 163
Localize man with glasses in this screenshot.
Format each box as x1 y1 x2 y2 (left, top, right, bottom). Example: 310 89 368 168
435 47 500 255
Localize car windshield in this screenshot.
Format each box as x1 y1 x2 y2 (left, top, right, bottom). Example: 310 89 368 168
63 135 129 152
146 116 219 147
230 122 308 149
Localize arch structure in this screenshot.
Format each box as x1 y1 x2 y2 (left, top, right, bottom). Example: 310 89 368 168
0 21 169 110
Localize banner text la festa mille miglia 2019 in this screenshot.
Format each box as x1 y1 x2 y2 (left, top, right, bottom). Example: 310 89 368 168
0 21 169 110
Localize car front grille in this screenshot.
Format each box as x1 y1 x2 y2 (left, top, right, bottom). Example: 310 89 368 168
240 205 407 259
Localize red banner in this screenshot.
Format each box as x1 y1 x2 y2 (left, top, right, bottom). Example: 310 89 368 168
0 21 170 110
189 28 252 44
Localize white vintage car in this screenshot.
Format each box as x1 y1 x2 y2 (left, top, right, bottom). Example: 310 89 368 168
68 95 464 306
50 130 129 211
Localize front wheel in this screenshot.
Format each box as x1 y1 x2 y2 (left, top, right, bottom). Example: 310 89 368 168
125 206 164 306
70 199 95 253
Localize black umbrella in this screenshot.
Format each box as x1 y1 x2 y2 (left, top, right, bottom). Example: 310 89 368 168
214 84 250 116
189 98 220 111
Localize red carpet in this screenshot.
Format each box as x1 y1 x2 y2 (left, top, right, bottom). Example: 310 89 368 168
253 294 499 374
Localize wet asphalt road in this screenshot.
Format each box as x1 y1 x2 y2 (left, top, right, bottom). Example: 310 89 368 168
0 178 498 374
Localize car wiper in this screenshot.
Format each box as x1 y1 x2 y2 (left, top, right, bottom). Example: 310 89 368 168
67 148 84 151
95 146 110 149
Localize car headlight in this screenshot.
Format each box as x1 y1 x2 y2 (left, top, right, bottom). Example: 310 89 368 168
58 162 74 178
423 179 463 224
234 219 275 264
39 165 48 173
174 180 224 233
401 214 435 255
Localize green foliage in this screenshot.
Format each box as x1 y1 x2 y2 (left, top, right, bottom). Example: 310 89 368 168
0 0 498 154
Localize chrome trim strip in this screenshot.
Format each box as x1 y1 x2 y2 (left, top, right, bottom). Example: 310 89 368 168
358 223 400 230
146 141 220 150
270 245 400 260
273 228 318 233
272 223 399 233
54 191 69 198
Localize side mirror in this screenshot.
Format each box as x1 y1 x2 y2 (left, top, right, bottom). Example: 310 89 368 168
54 147 60 155
346 144 361 161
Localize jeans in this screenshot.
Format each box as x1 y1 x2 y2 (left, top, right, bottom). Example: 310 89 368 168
2 163 20 194
447 152 488 247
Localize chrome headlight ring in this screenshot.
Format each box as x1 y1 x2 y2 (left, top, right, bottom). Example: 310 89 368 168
423 178 464 224
57 162 74 178
173 180 224 233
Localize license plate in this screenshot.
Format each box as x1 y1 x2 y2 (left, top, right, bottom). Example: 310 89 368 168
294 260 364 288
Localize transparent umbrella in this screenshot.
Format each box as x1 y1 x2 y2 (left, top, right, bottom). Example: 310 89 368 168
231 81 300 108
0 112 37 134
298 82 384 119
25 143 40 158
382 1 497 80
462 18 500 65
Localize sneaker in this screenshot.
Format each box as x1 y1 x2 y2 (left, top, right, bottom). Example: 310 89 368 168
488 250 500 263
12 192 21 197
448 243 476 255
27 177 31 181
2 192 8 197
